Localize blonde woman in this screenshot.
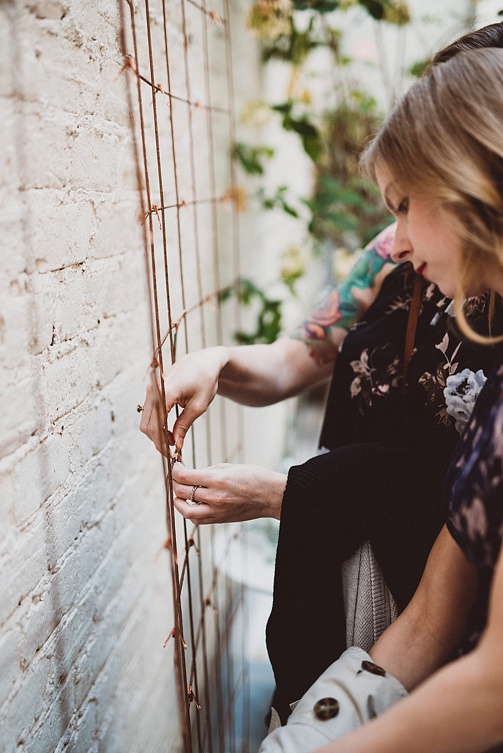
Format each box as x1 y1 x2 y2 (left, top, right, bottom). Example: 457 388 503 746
269 47 503 753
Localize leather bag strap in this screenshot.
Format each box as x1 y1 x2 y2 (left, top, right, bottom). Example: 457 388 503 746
403 274 422 385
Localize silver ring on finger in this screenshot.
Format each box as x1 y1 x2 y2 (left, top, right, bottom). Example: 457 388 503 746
187 485 202 506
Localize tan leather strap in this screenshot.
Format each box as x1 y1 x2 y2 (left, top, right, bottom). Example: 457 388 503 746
403 275 422 386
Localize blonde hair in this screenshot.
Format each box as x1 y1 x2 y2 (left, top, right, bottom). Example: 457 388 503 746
361 48 503 343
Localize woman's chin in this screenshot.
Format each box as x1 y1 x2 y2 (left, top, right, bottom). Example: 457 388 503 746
427 276 456 299
433 275 473 300
438 284 456 299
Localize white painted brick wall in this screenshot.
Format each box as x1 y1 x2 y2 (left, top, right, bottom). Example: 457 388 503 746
0 0 270 750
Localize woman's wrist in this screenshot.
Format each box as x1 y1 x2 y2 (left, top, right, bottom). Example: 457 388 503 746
267 471 287 519
212 345 230 372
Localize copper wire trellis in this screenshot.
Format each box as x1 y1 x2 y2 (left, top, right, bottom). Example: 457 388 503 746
118 0 250 751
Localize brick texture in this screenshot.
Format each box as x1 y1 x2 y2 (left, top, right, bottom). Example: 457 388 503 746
0 1 267 750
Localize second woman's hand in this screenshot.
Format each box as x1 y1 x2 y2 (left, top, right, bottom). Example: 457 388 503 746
172 462 287 523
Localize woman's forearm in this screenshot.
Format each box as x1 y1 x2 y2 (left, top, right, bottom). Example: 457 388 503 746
141 338 334 450
217 337 335 406
316 532 503 753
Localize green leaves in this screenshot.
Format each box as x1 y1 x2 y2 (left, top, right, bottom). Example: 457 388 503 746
254 0 411 65
307 174 390 245
236 103 322 172
408 58 431 78
232 0 412 344
358 0 410 24
258 186 300 218
292 0 340 13
303 95 391 245
234 142 275 175
220 278 284 344
289 0 410 21
272 101 322 162
262 20 323 64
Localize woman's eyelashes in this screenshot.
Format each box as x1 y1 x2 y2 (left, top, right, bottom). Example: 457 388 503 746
395 197 409 215
384 194 409 217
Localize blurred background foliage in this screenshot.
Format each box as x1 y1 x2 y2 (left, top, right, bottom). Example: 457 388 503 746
241 0 416 244
227 0 418 343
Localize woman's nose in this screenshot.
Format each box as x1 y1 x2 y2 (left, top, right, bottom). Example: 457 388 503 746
390 229 412 263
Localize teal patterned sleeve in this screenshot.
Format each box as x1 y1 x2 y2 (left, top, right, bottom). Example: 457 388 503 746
291 223 397 361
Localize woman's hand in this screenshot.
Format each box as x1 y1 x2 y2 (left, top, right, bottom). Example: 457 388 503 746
140 347 229 453
172 462 287 523
140 338 335 455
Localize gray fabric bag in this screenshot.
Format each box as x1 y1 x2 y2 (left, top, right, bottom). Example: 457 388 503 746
342 539 398 652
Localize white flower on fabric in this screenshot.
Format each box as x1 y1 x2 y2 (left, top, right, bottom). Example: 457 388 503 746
444 368 487 433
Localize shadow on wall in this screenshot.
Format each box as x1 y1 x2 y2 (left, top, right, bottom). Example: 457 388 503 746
7 9 73 748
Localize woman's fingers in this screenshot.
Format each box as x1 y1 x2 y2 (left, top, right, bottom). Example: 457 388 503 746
172 461 205 488
173 495 217 524
171 462 283 524
139 383 155 433
140 380 215 453
171 468 221 523
139 382 173 455
170 399 209 449
172 463 237 523
140 349 229 453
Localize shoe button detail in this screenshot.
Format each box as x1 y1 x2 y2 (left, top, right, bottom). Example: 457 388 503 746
361 660 386 677
314 697 340 720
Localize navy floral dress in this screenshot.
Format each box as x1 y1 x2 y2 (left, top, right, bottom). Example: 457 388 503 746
445 361 503 655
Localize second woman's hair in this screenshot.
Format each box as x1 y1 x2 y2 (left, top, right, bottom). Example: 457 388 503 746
432 21 503 65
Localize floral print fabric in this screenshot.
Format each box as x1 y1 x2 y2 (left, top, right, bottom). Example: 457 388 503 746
349 344 401 407
319 263 502 452
445 362 503 654
444 368 487 433
345 282 488 433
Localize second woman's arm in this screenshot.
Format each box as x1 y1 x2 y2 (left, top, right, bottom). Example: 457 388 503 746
313 528 503 753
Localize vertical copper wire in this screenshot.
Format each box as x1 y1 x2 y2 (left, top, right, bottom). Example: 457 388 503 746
118 3 191 752
142 1 206 749
174 27 225 746
161 6 207 352
144 0 201 743
219 2 247 747
168 6 222 744
165 15 220 746
195 7 234 747
120 2 195 752
193 0 229 465
159 4 216 750
120 0 250 750
179 1 228 750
